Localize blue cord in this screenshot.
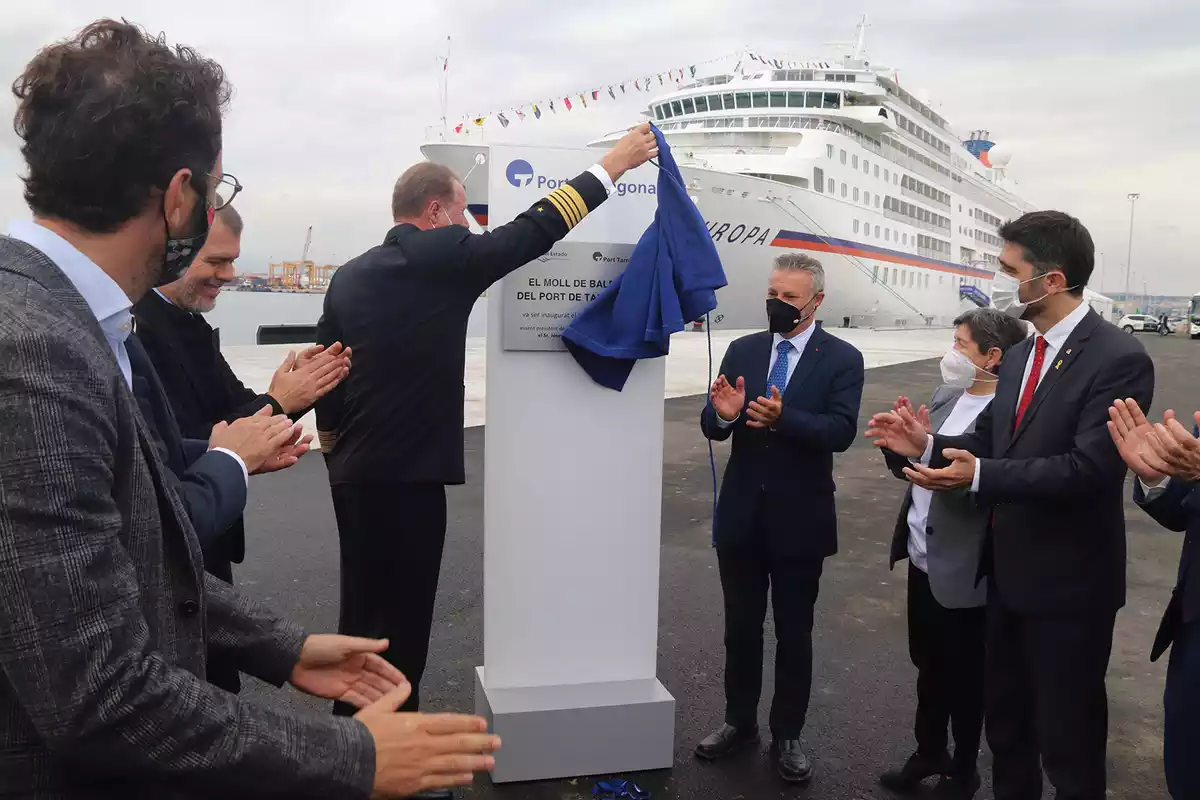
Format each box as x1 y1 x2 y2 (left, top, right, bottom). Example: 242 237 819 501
705 312 718 546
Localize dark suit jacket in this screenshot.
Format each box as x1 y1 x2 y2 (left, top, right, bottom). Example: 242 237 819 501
701 326 865 558
0 236 372 797
1134 476 1200 661
885 386 990 609
932 308 1155 614
132 291 285 566
128 333 246 552
316 169 610 486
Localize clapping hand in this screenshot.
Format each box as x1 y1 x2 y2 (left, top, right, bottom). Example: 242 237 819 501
746 386 783 429
1110 398 1200 484
865 402 929 458
903 449 976 491
709 374 746 422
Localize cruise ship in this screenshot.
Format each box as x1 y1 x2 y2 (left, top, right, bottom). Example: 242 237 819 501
423 20 1109 330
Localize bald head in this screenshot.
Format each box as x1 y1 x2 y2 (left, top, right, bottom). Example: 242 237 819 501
391 161 469 230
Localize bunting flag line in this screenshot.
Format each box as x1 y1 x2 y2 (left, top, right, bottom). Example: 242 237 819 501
449 49 817 133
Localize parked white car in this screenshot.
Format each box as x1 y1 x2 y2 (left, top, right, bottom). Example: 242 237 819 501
1118 314 1160 333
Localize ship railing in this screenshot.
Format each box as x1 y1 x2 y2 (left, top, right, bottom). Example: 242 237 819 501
901 185 951 210
883 209 951 236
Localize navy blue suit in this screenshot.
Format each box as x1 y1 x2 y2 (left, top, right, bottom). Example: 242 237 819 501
127 334 247 693
700 325 864 737
1134 473 1200 799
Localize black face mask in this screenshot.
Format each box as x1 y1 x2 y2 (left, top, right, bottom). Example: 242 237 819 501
158 183 212 287
766 297 815 334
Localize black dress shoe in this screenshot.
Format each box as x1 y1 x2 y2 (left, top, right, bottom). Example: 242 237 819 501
694 723 759 760
931 771 981 799
879 750 952 792
770 738 813 784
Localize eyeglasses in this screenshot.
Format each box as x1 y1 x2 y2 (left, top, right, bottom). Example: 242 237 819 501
206 173 242 210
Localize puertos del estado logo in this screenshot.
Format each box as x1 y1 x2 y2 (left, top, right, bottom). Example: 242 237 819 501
504 159 656 197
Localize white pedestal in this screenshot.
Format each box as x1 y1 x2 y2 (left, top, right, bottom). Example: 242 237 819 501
479 145 675 783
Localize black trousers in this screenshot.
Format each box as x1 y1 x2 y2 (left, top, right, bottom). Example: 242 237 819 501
717 534 824 739
906 563 986 778
204 558 242 695
985 590 1116 800
1165 618 1200 799
330 481 447 715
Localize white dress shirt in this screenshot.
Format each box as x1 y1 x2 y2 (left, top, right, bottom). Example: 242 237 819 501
587 164 617 197
907 391 993 571
716 323 818 427
5 219 248 485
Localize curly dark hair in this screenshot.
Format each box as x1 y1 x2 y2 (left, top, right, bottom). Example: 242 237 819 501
12 19 231 233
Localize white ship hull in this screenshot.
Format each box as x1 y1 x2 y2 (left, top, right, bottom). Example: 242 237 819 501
422 141 993 331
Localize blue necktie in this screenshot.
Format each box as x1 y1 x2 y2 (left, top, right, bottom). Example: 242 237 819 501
766 340 793 394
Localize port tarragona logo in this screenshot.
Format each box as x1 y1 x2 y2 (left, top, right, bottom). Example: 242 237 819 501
505 159 534 188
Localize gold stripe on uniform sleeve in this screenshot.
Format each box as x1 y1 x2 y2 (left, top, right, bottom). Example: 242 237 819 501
547 188 581 228
559 185 589 222
544 192 577 229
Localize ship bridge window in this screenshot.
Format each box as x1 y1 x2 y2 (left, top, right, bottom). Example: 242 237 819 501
708 94 723 110
722 92 735 109
662 104 674 119
823 92 841 109
787 92 805 108
770 91 787 108
805 91 823 108
694 96 709 113
736 92 751 109
752 92 769 108
671 101 683 116
655 106 665 121
682 98 695 114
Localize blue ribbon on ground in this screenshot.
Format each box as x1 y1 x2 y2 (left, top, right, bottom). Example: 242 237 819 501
592 778 651 799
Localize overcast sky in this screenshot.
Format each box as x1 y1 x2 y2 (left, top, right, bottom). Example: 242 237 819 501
2 0 1197 295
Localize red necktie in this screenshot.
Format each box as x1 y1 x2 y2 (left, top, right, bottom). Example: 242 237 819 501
1014 335 1047 431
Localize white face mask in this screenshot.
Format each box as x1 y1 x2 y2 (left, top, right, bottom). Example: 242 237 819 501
991 270 1077 320
939 347 996 389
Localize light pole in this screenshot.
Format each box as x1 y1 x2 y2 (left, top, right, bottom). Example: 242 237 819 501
1124 192 1139 307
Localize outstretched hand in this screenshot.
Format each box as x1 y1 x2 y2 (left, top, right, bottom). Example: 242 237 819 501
902 448 976 491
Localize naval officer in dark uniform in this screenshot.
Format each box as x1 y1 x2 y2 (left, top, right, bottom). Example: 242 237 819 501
315 125 657 740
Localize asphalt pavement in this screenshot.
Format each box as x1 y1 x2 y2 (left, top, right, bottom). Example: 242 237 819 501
239 330 1195 799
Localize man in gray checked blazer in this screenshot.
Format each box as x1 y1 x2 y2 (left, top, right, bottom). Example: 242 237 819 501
0 19 498 799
